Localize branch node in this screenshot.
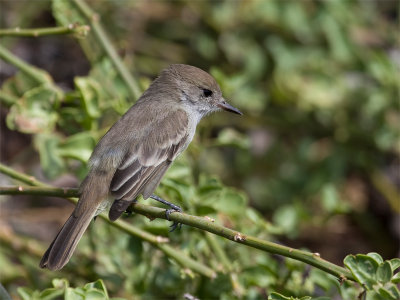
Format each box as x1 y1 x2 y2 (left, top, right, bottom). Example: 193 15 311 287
233 233 246 242
204 216 215 222
145 214 155 221
339 274 347 285
156 236 169 243
92 13 100 22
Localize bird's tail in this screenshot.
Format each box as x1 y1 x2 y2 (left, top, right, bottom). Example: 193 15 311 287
39 208 95 270
40 171 111 270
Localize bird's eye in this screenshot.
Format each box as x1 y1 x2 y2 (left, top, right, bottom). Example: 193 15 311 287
202 89 213 97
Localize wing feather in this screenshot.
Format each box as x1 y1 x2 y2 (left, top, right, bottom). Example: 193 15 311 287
141 161 171 199
110 159 141 192
108 109 189 221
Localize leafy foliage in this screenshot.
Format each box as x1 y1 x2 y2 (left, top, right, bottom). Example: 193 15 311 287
17 279 123 300
0 0 398 299
344 253 400 300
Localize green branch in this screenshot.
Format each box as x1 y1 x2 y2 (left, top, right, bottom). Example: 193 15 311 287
99 209 215 278
0 45 52 85
0 181 356 282
205 232 245 296
0 164 50 187
71 0 141 100
130 202 356 283
0 166 215 278
0 90 19 106
0 25 90 38
0 186 77 197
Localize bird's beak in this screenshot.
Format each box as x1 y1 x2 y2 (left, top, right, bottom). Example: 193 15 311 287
217 99 243 115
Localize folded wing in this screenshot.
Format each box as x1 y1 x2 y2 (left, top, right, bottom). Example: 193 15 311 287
108 108 189 221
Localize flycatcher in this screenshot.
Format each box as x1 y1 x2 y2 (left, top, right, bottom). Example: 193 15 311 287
40 64 242 270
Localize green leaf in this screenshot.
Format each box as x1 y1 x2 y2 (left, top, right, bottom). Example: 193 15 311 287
212 188 247 215
89 58 130 109
269 292 291 300
216 128 251 149
367 252 384 264
388 258 400 272
17 287 35 300
321 184 339 212
75 77 103 119
344 254 379 289
58 131 96 162
40 288 64 300
1 71 38 98
52 278 69 289
161 178 192 203
84 279 108 295
65 287 82 300
377 284 400 300
392 272 400 284
127 235 143 264
34 134 65 179
377 261 393 284
273 205 298 235
268 292 312 300
196 204 217 215
82 290 107 299
164 159 192 181
6 85 60 133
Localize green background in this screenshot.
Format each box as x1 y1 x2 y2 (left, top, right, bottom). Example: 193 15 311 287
0 0 399 299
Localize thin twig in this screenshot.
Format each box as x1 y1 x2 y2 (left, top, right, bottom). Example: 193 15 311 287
71 0 142 100
0 45 51 85
205 232 245 296
0 164 49 187
130 202 356 282
0 25 90 38
0 186 78 197
0 166 215 278
0 181 356 282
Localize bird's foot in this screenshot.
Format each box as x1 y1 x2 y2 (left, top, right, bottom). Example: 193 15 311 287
150 194 182 232
125 201 137 216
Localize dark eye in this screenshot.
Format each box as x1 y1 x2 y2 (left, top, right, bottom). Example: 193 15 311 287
202 89 213 97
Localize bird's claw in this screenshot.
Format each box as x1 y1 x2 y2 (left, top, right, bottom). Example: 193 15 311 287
165 208 183 232
150 195 183 232
169 221 182 232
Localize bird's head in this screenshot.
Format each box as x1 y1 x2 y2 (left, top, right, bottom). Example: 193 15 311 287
159 64 242 116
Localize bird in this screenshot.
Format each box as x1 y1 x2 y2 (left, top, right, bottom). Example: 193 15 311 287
39 64 242 270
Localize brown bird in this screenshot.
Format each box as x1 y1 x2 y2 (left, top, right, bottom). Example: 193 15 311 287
40 64 242 270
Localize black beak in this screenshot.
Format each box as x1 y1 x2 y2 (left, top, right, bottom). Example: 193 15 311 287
218 99 243 115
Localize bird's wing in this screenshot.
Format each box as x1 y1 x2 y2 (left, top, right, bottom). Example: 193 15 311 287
108 108 189 220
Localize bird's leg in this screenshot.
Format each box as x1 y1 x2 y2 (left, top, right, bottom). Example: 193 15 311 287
150 194 182 213
150 194 182 231
125 200 138 217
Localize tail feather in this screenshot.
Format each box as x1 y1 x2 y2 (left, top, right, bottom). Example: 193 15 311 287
40 170 112 270
39 209 95 270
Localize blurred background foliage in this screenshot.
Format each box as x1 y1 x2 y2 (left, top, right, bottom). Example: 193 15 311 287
0 0 399 299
